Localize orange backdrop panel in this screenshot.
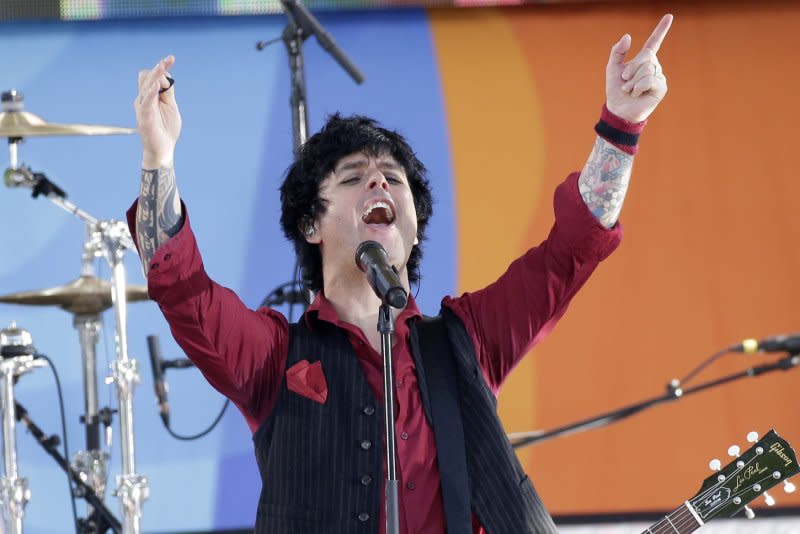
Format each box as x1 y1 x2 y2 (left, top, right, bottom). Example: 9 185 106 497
429 7 546 473
432 0 800 514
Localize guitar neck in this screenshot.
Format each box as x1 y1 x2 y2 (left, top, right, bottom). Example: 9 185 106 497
641 502 703 534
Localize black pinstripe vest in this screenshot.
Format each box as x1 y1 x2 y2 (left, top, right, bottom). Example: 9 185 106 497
252 307 558 533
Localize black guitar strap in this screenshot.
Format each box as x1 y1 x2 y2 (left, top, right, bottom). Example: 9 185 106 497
411 316 472 534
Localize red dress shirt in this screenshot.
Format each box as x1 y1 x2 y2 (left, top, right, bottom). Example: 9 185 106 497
128 171 621 533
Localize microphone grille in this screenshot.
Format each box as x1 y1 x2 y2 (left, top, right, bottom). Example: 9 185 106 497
354 240 384 271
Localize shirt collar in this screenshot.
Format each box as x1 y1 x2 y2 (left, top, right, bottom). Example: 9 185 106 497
304 290 422 330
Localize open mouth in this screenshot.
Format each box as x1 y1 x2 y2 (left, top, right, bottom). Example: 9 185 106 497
361 201 395 225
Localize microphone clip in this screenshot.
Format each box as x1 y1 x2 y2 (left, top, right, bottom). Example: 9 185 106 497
4 166 67 199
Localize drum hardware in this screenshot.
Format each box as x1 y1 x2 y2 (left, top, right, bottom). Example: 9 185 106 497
0 322 122 534
14 402 121 534
0 277 147 316
0 89 135 138
1 89 146 533
0 323 46 533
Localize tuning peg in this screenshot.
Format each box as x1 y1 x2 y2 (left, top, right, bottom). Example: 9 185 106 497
744 505 755 519
747 431 759 443
709 458 725 481
728 445 741 457
763 491 775 506
784 480 796 494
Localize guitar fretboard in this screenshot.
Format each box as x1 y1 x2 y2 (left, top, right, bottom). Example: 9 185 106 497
641 502 702 534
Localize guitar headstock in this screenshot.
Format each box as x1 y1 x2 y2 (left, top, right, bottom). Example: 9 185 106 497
689 430 798 522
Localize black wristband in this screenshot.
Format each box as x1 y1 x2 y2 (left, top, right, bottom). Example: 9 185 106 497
594 119 640 147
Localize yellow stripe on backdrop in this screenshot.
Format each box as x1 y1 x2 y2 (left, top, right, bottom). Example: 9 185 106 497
429 8 545 471
432 0 800 516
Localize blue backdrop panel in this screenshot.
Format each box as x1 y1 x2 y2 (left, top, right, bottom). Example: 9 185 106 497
0 10 455 532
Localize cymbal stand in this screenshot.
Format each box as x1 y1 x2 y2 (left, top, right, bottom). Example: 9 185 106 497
0 323 47 534
4 144 146 533
87 221 148 534
72 234 111 530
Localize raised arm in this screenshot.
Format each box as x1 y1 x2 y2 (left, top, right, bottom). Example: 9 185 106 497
579 14 673 228
133 55 184 274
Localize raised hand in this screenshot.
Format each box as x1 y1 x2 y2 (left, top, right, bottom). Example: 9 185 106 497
135 55 181 169
606 14 673 124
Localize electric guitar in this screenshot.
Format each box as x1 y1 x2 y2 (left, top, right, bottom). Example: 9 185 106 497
642 429 798 533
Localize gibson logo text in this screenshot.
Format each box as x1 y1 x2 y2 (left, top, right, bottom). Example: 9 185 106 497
770 442 794 468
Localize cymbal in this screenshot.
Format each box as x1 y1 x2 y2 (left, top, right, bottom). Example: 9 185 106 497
0 110 135 138
0 276 149 315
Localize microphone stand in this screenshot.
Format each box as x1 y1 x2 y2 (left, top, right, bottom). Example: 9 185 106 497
509 352 800 450
276 0 364 150
15 401 121 533
281 20 309 152
378 303 400 534
255 0 364 314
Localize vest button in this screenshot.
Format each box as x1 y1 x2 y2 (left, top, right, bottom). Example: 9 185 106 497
406 481 416 491
360 475 372 486
400 431 409 440
363 405 375 416
358 512 370 522
360 440 372 450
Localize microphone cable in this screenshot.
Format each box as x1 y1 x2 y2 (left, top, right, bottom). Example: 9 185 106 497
669 333 799 395
147 335 230 441
670 347 730 392
34 353 80 533
161 398 230 442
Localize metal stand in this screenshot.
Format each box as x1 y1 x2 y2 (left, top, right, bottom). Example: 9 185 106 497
5 152 146 533
73 313 109 502
378 304 399 534
91 222 148 534
13 401 121 534
71 227 114 528
282 23 309 153
257 0 364 152
255 0 365 311
0 324 47 534
509 352 800 450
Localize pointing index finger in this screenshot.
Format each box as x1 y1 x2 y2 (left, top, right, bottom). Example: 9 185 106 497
643 14 674 54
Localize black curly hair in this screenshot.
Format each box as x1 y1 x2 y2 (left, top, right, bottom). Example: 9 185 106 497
280 114 433 293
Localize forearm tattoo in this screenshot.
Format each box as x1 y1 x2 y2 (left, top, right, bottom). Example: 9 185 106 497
578 137 634 228
136 166 184 274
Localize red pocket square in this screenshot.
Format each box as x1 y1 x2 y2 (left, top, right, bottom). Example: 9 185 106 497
286 360 328 405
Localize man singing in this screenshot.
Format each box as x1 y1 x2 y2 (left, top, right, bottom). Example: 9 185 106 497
129 13 672 533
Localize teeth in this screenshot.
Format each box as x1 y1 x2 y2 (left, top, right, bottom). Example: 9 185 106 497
362 201 394 222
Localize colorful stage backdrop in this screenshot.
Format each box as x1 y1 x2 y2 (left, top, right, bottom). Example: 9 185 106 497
0 0 797 531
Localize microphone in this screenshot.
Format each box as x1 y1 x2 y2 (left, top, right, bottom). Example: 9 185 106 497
146 335 171 426
355 241 408 309
731 334 800 354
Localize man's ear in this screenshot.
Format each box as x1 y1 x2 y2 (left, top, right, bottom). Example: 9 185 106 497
303 222 321 244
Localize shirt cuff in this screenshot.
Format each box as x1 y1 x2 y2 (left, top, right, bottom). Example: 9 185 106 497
126 199 210 306
597 104 647 155
552 172 622 262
